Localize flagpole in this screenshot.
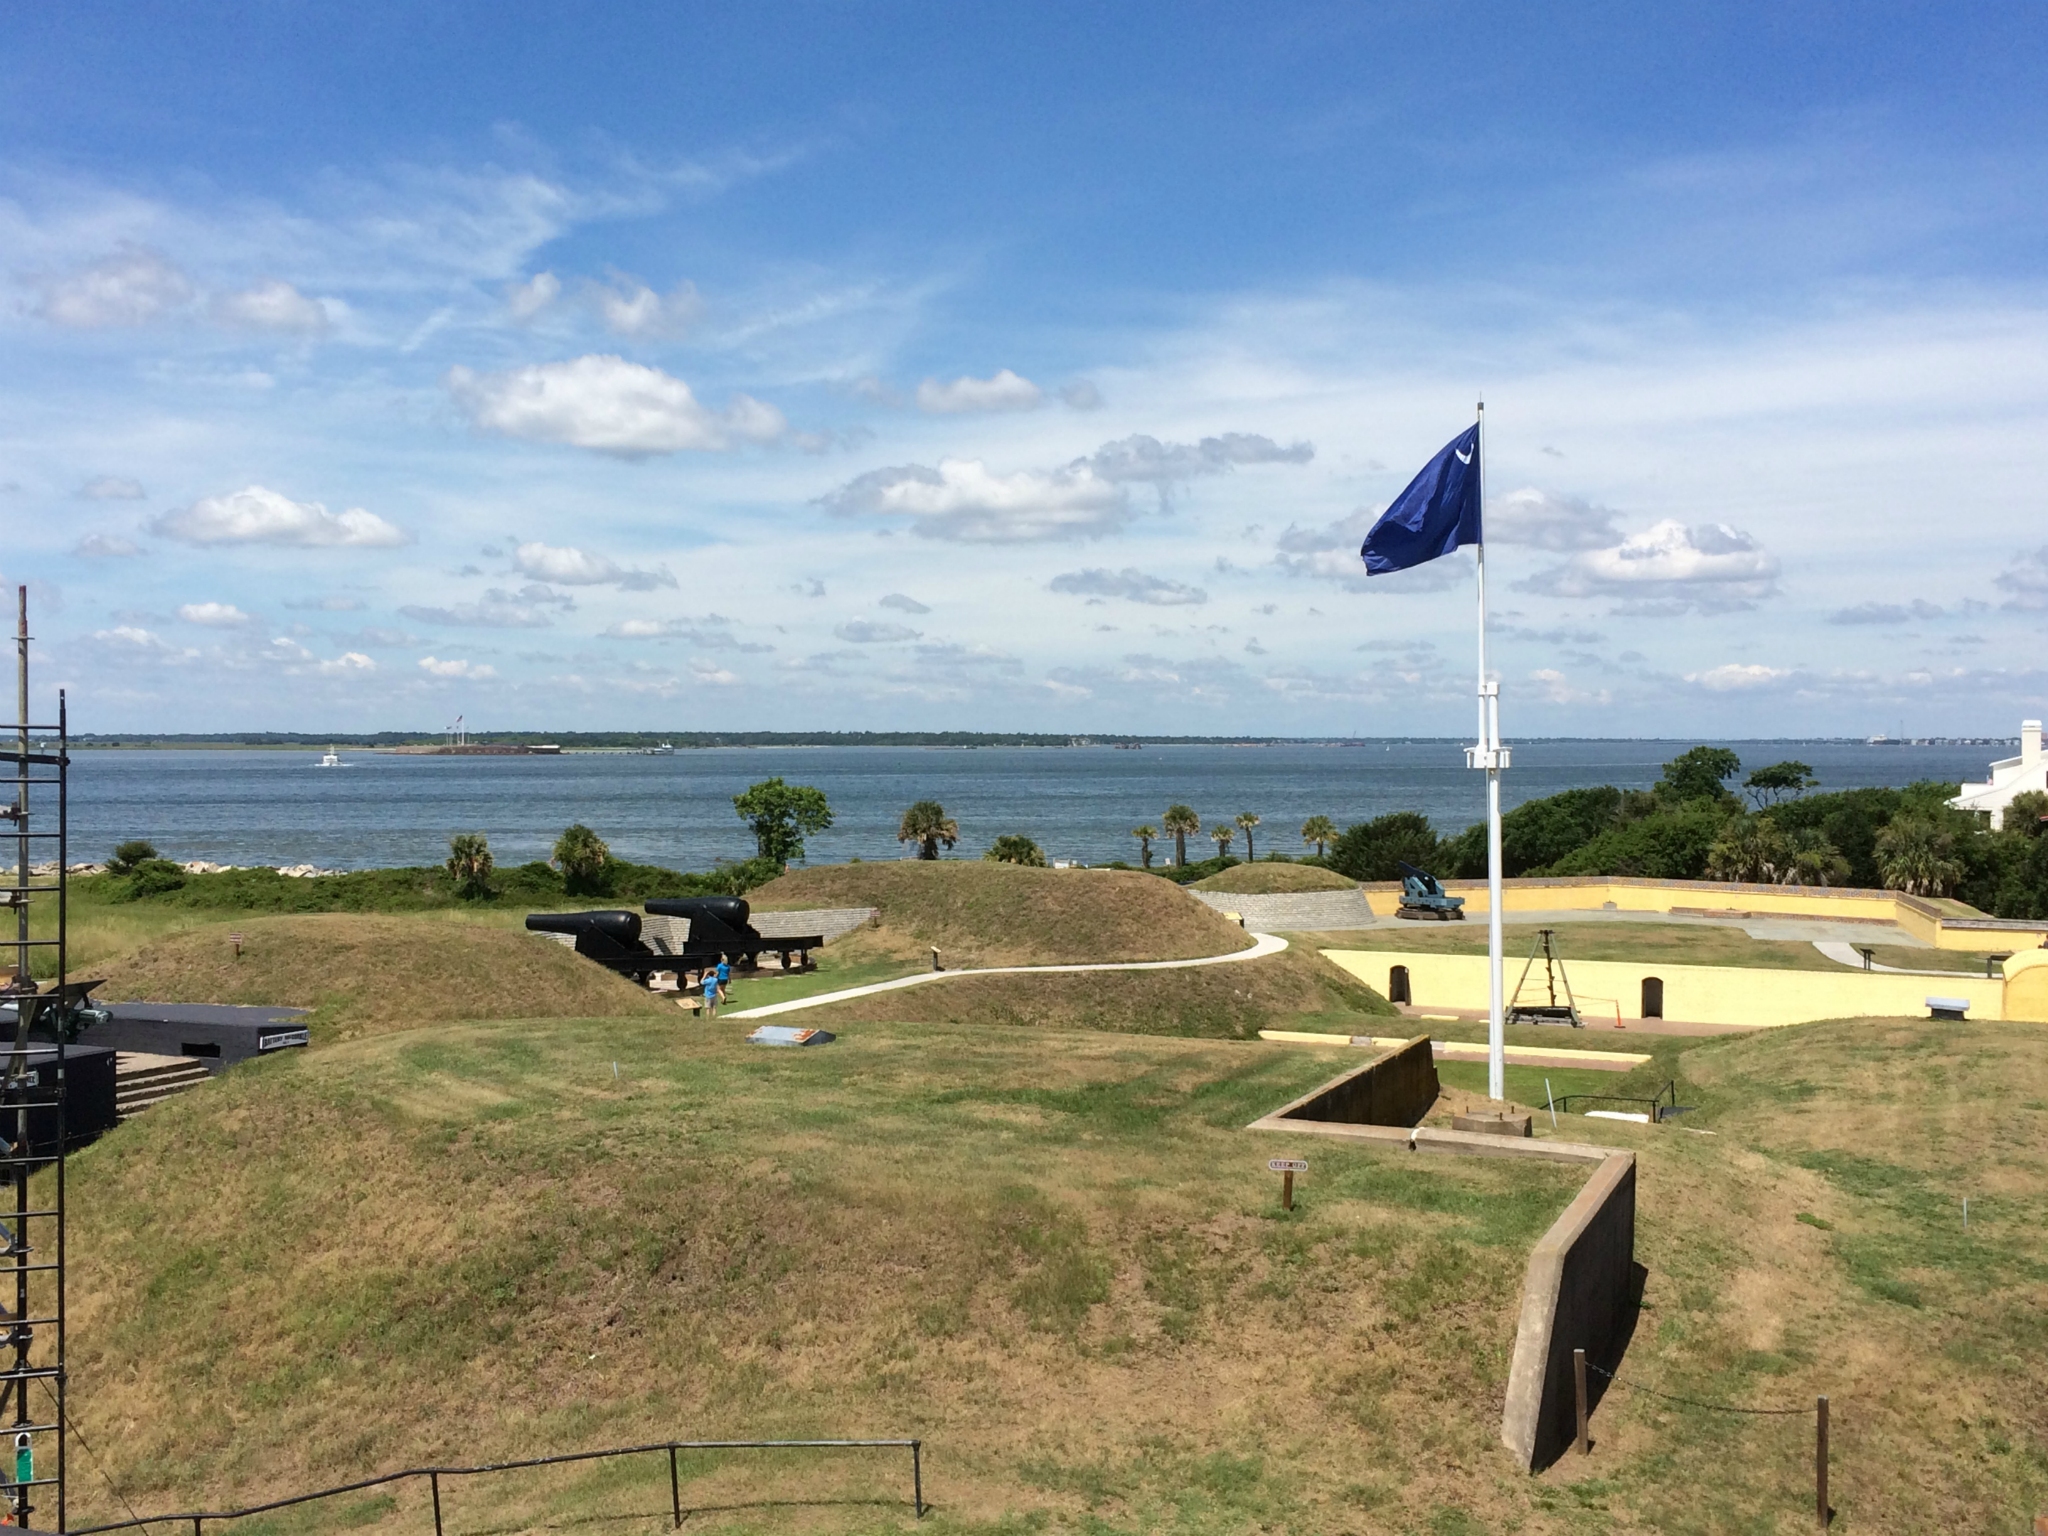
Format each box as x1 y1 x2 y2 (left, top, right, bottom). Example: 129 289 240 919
1472 399 1507 1101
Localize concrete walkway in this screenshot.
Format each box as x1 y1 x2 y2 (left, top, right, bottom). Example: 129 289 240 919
726 932 1290 1019
1190 889 1377 930
1811 939 1993 978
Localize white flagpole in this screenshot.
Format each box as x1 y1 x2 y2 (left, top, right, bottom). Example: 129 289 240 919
1469 400 1507 1101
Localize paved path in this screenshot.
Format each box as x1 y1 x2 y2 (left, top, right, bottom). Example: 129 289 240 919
726 932 1290 1019
1190 890 1377 930
1811 939 1990 978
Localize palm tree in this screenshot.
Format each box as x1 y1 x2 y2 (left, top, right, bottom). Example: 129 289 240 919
1782 828 1849 887
1874 815 1962 896
1300 815 1337 858
1162 804 1199 867
1210 824 1234 859
897 800 959 859
1131 825 1158 868
1704 814 1789 885
446 832 494 898
1235 811 1261 861
552 823 612 896
984 834 1047 866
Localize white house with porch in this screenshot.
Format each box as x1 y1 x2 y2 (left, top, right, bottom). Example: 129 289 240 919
1952 720 2047 828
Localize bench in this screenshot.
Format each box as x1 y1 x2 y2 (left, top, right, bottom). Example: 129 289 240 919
1926 996 1971 1021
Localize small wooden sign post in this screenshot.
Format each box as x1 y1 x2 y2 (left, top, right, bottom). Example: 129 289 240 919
1268 1158 1308 1210
229 932 244 959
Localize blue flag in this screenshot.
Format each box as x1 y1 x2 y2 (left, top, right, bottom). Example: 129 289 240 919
1360 424 1482 574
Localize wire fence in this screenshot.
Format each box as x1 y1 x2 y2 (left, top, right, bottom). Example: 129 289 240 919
1587 1360 1818 1416
64 1437 926 1536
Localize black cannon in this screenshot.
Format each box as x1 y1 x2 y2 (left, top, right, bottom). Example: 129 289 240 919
525 910 674 981
1395 861 1466 921
645 897 823 973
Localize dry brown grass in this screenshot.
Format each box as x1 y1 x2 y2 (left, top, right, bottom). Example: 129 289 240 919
1186 863 1356 894
95 911 671 1037
751 861 1252 967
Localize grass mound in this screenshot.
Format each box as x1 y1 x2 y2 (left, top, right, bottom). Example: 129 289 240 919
94 913 670 1037
751 860 1250 967
60 1019 1578 1534
1187 862 1355 894
811 944 1396 1038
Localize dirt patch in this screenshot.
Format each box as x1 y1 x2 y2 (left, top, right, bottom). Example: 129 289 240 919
750 860 1252 967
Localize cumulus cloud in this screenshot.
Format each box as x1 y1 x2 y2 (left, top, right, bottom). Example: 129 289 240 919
1486 488 1622 551
879 593 931 614
1530 668 1613 706
915 369 1042 414
94 624 171 650
1049 568 1208 606
590 274 702 337
511 541 675 590
177 601 253 627
1518 519 1779 613
689 658 739 685
1274 507 1469 592
315 652 376 675
823 430 1312 543
1996 546 2048 611
834 619 921 643
507 271 561 321
602 618 771 650
211 279 331 334
418 656 498 679
78 476 145 501
72 534 141 558
401 585 569 628
284 594 366 612
822 458 1129 542
447 355 786 456
1686 663 1791 691
33 243 193 328
1828 599 1944 625
152 485 410 549
1060 380 1104 411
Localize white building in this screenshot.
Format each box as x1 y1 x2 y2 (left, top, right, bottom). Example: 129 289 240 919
1952 721 2047 827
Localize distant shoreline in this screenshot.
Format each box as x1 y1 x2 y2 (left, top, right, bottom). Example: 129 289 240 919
64 733 2018 752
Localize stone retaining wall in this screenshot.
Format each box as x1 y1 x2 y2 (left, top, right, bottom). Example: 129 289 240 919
1251 1034 1439 1129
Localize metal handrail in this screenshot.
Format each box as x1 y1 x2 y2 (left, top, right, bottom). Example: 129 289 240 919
1551 1080 1684 1120
66 1436 927 1534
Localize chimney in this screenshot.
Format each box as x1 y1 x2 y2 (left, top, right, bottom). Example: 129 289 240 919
2025 720 2043 765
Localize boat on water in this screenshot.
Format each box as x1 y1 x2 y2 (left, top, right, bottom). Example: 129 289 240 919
316 747 349 768
642 742 676 756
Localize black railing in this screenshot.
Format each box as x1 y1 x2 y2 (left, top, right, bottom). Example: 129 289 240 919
1551 1080 1692 1122
67 1437 925 1535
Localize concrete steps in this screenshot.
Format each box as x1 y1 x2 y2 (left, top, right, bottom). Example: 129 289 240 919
115 1052 211 1121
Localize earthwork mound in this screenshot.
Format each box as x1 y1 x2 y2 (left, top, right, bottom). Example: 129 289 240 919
1188 862 1358 894
749 860 1252 968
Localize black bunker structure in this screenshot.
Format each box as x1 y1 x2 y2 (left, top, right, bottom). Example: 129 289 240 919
525 897 825 984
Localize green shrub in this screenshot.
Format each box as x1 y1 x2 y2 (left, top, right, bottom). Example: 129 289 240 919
551 824 613 897
108 839 159 876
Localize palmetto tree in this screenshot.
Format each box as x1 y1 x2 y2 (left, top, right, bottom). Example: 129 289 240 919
1300 815 1337 858
1782 827 1850 887
446 832 495 898
1704 814 1789 885
552 823 613 896
1235 811 1261 861
984 834 1047 866
1874 815 1962 896
1131 825 1159 869
1162 804 1200 867
897 799 959 859
1210 824 1235 859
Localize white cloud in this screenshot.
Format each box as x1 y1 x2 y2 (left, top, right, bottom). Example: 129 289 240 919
1827 600 1944 625
1049 568 1208 606
1995 546 2048 611
835 619 921 643
591 274 702 337
1529 668 1613 706
1686 662 1791 691
1059 380 1104 411
1080 432 1314 488
402 585 567 628
177 601 253 627
418 656 498 679
601 617 771 650
511 540 675 590
689 658 739 685
152 485 410 548
822 457 1129 542
95 624 167 649
72 534 141 558
284 594 367 612
77 476 146 501
315 652 376 675
1519 519 1779 613
915 369 1043 414
879 593 931 614
211 279 331 334
33 243 193 328
1487 487 1621 551
507 271 561 321
447 355 786 456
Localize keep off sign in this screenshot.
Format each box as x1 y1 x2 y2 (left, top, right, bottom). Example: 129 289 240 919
1267 1159 1308 1173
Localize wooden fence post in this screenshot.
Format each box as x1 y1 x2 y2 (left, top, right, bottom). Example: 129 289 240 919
1574 1348 1589 1456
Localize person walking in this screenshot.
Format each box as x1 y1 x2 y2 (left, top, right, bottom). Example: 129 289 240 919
701 966 719 1018
714 956 732 1004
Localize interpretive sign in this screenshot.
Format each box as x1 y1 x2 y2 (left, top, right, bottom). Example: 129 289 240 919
1267 1159 1309 1173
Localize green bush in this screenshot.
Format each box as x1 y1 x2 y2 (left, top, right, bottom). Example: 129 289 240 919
984 834 1048 867
108 839 159 876
551 824 613 897
1328 812 1440 882
124 858 188 898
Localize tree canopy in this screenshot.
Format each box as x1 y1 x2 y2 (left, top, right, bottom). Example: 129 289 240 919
897 800 959 860
733 778 834 868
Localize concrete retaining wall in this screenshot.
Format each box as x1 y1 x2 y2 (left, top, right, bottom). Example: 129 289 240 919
1257 1034 1439 1129
1501 1151 1638 1471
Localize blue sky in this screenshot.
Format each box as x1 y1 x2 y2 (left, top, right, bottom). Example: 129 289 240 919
5 1 2046 736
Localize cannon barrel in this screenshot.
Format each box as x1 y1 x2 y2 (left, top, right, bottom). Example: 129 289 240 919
526 910 643 946
645 896 753 932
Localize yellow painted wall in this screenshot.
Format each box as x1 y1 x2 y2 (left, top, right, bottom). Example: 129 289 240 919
1365 877 2048 951
1323 948 2011 1028
2002 949 2048 1023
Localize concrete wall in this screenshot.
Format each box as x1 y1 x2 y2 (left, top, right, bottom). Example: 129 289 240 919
1353 875 2048 951
1501 1152 1638 1471
1322 948 2012 1027
1260 1034 1440 1128
2003 949 2048 1022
